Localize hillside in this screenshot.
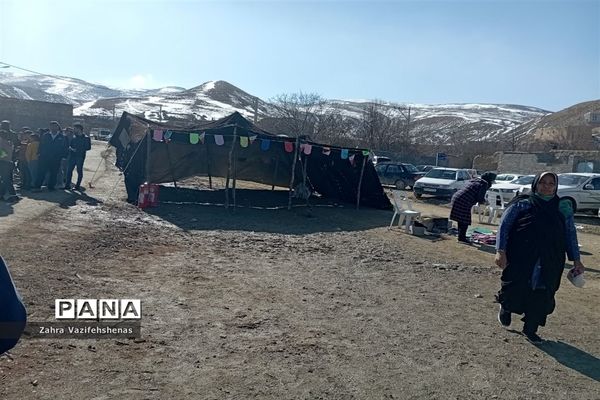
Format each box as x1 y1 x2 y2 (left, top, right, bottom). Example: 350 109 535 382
510 100 600 147
0 72 556 145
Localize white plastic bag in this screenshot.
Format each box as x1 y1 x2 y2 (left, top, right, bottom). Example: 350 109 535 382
567 268 585 288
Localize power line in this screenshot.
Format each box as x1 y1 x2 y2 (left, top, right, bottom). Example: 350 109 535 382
0 60 90 87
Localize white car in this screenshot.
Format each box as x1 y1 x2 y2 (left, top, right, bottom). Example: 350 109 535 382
494 173 525 183
487 175 535 204
557 173 600 213
413 168 472 198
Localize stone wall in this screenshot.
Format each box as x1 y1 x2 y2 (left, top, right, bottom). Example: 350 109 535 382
0 97 72 130
494 150 600 174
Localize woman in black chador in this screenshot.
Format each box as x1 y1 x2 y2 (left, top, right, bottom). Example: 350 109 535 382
495 172 585 344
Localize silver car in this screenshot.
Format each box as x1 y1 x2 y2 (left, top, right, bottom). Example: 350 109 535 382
557 173 600 213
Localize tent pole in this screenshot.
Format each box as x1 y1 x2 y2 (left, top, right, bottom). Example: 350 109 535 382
271 157 279 191
165 138 178 188
232 138 237 211
145 129 151 183
302 153 309 208
356 154 367 210
225 127 237 209
287 137 300 210
206 134 212 189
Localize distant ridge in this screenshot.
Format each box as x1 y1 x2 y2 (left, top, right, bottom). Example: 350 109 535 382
0 71 563 145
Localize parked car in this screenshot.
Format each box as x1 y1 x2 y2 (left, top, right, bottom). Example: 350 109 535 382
413 167 472 198
91 128 112 141
487 174 535 204
371 155 392 165
557 173 600 213
416 165 435 173
494 173 524 183
375 162 425 189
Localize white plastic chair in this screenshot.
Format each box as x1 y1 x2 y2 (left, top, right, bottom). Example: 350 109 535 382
485 192 505 224
389 190 422 232
471 202 485 223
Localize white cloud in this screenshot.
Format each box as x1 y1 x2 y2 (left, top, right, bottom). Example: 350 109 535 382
127 74 156 89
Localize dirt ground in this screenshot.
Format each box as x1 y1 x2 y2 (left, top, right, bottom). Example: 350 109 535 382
1 142 599 399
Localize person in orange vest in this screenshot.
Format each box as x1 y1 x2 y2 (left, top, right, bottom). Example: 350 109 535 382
25 132 41 187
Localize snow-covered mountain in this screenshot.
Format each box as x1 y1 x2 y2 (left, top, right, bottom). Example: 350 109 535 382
0 72 551 144
324 100 547 143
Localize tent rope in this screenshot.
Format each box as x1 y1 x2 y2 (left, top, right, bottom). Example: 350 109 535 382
87 142 112 189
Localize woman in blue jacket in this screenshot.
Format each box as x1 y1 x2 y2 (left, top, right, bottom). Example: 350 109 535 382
495 172 585 344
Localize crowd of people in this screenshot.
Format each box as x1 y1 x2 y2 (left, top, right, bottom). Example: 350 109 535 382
0 119 91 202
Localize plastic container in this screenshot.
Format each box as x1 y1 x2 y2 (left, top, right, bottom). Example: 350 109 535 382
567 268 585 288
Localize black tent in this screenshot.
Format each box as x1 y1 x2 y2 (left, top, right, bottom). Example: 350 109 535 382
109 112 390 209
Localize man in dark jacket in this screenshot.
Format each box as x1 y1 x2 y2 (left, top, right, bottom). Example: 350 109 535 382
0 120 19 202
64 123 91 190
32 121 69 191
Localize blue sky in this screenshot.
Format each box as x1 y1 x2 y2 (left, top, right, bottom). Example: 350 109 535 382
0 0 598 111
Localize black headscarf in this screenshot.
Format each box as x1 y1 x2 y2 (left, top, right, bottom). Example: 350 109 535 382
530 171 558 196
507 171 559 208
480 171 497 188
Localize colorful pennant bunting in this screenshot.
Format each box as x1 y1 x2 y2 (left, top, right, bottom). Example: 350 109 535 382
322 147 331 156
189 133 199 144
303 144 312 155
284 141 294 153
240 136 249 148
214 135 224 146
163 130 173 142
341 149 349 159
152 129 163 142
362 150 370 156
249 135 257 144
349 154 356 166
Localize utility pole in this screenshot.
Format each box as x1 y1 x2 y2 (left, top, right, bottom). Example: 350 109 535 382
406 106 411 136
253 97 258 124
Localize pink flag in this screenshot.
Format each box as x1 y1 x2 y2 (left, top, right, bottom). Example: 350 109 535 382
284 141 294 153
152 129 163 142
303 144 312 155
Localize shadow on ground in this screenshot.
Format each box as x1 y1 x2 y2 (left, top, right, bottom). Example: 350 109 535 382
146 187 392 234
538 341 600 382
17 188 102 209
0 189 102 218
